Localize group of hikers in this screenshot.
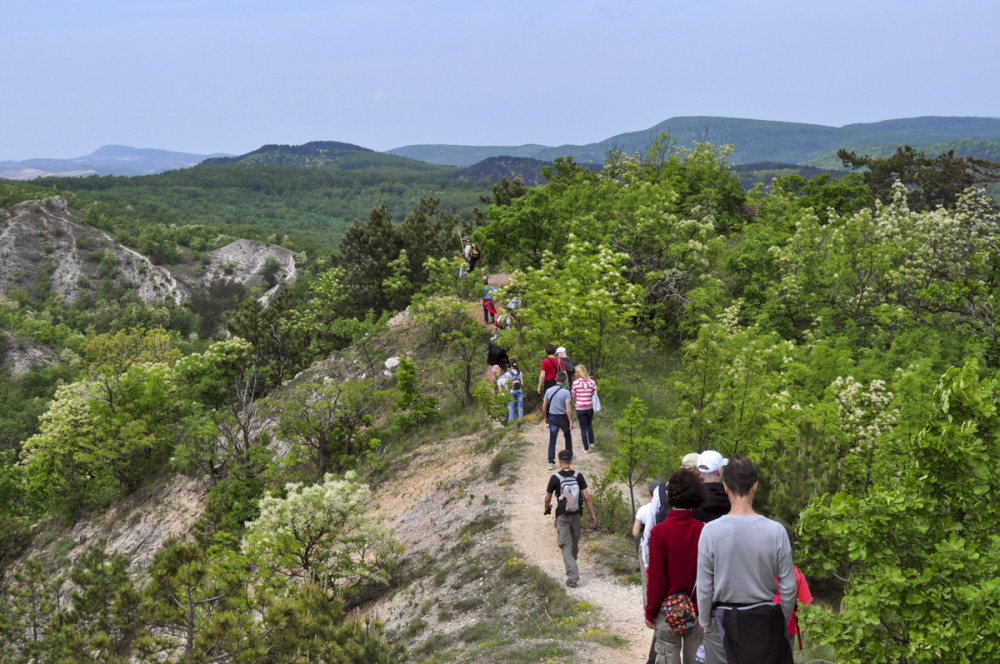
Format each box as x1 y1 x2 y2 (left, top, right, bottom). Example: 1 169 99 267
461 237 810 663
547 449 812 664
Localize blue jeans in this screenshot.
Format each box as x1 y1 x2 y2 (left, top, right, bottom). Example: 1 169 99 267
576 409 594 450
547 413 572 463
508 390 524 421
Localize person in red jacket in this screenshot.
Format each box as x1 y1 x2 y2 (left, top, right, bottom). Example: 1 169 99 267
645 468 707 663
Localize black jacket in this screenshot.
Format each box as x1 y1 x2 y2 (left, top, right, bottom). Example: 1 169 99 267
693 482 730 523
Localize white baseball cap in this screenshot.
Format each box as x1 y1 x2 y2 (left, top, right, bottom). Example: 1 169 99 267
697 450 729 474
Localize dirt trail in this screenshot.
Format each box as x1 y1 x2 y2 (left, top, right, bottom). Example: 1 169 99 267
509 419 650 663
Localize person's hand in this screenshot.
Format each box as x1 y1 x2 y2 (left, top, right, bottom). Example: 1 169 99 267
544 506 552 516
569 421 573 430
589 513 597 527
645 619 654 629
537 388 543 395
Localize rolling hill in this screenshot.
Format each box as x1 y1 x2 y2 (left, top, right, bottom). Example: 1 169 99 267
388 115 1000 167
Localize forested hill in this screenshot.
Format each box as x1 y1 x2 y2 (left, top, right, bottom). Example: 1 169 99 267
31 143 568 248
389 115 1000 166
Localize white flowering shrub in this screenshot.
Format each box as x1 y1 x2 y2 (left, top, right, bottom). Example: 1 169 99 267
242 472 402 590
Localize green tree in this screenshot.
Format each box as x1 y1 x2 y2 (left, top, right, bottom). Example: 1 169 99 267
506 237 643 378
241 473 402 590
799 361 1000 663
608 397 667 516
839 145 1000 211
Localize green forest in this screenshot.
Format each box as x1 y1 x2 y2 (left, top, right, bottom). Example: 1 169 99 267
3 137 1000 663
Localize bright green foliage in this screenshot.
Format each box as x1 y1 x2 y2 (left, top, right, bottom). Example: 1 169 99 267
412 296 487 404
272 376 391 477
392 354 437 432
798 362 1000 663
242 473 403 590
505 237 643 378
608 397 667 516
21 382 115 519
473 380 509 424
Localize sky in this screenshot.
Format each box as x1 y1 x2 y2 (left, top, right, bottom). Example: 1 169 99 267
1 0 998 161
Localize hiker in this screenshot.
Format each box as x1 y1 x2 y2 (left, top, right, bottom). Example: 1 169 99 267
537 344 560 394
570 364 598 453
461 236 480 276
490 364 504 394
693 450 731 523
645 468 708 664
544 449 597 588
633 481 660 593
697 455 796 664
642 452 700 664
486 334 509 370
555 346 576 387
542 371 574 470
504 361 524 422
481 277 498 324
774 523 814 653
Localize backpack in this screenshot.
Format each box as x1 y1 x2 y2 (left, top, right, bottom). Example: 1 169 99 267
654 482 671 525
555 471 582 514
559 357 576 384
469 243 481 259
509 370 522 390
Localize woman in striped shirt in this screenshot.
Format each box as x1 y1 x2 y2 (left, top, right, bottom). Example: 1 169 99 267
571 364 598 452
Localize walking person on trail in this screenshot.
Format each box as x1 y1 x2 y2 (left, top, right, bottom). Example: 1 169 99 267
645 468 707 664
696 455 796 664
693 450 731 524
460 236 480 277
481 277 498 324
555 346 576 387
633 482 660 592
504 361 524 422
542 371 574 470
544 449 597 588
570 364 598 452
538 344 560 394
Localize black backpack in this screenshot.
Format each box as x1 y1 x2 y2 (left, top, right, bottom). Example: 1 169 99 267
510 370 522 390
654 482 671 525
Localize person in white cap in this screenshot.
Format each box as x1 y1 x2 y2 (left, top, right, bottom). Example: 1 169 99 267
693 450 731 523
555 346 575 387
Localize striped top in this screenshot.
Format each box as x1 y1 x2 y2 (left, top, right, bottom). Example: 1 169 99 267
571 378 597 410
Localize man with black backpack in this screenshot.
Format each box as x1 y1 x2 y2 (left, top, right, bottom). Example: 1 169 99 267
544 449 597 588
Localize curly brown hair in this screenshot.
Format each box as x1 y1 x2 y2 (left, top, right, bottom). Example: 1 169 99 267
666 468 707 510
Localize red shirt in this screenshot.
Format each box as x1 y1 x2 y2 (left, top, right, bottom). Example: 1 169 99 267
541 356 560 381
644 509 703 624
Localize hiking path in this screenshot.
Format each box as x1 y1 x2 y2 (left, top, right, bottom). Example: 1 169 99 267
508 416 650 663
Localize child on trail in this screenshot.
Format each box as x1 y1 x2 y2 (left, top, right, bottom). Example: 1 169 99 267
481 277 497 324
504 361 524 422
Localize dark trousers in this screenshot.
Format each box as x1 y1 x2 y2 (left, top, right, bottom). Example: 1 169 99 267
576 408 594 450
547 413 572 463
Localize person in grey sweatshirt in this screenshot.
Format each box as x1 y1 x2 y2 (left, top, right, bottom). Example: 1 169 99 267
696 455 796 664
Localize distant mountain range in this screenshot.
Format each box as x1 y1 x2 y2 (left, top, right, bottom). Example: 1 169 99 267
0 145 231 180
389 116 1000 167
5 116 1000 182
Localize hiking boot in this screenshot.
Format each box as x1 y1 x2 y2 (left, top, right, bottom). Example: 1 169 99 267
548 462 555 470
566 579 578 588
584 448 591 453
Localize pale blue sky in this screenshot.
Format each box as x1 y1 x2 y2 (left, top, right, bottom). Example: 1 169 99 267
2 0 997 160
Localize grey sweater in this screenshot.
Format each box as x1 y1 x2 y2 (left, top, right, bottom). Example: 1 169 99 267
696 514 796 629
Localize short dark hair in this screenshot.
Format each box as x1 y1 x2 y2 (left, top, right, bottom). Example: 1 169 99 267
557 449 573 462
666 468 706 510
556 371 568 383
723 455 758 496
545 343 557 356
